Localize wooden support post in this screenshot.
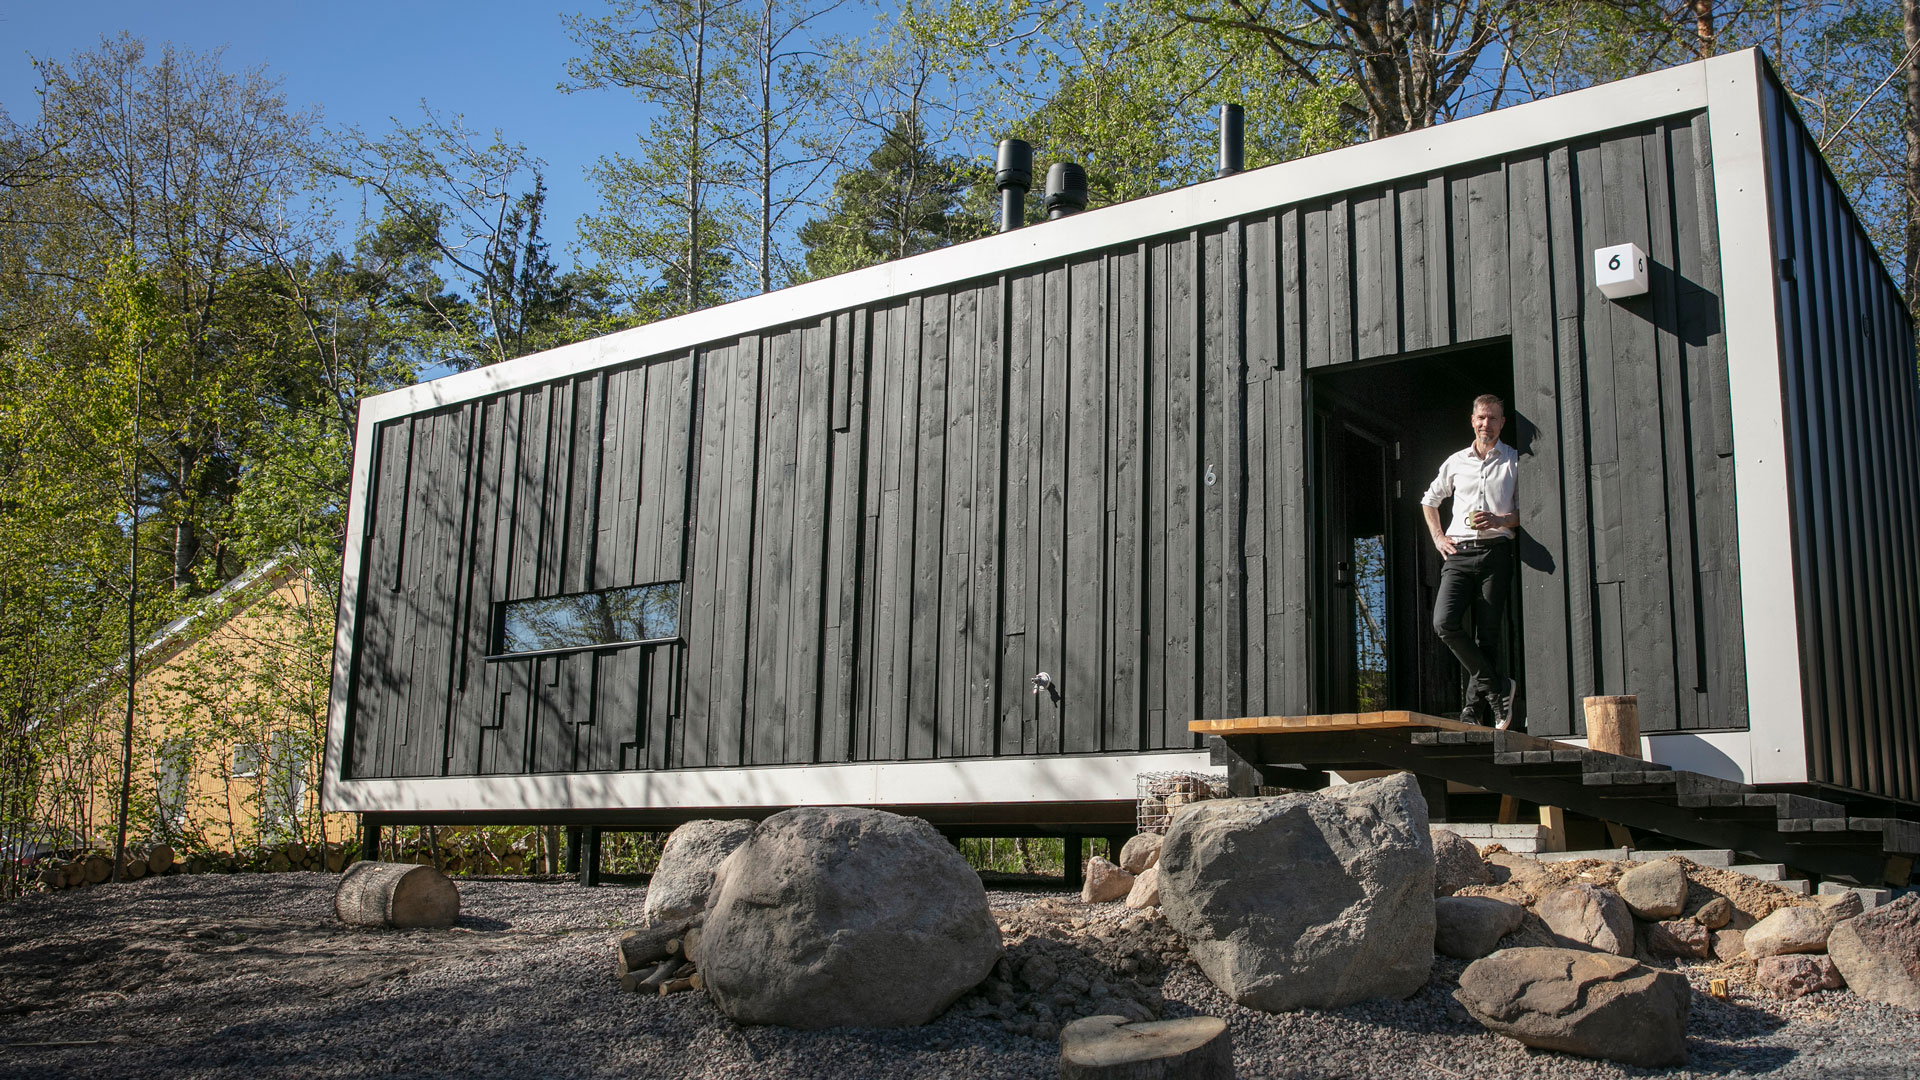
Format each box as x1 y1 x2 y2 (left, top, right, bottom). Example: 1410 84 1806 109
565 827 582 875
1584 695 1641 759
583 826 602 888
1498 795 1520 824
1538 805 1567 853
1064 836 1084 887
359 816 380 863
1416 774 1450 823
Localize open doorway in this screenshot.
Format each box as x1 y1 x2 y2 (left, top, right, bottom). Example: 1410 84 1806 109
1308 341 1516 718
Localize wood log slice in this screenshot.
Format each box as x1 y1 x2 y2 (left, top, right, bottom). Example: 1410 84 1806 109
120 856 147 880
326 847 346 872
334 861 461 929
1059 1015 1233 1080
1584 695 1642 759
147 843 174 875
81 854 110 884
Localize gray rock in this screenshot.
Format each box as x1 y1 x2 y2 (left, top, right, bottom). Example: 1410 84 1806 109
1124 866 1161 909
1745 905 1836 957
1647 919 1711 959
1756 954 1843 999
1434 896 1525 959
642 819 755 927
1616 860 1688 920
1535 884 1635 955
1119 833 1164 875
1826 894 1920 1010
1454 947 1690 1067
699 806 1002 1028
1157 773 1435 1012
1692 896 1733 929
1431 828 1492 897
1083 857 1135 903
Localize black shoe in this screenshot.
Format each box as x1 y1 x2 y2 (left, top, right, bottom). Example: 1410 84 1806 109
1491 677 1518 731
1458 697 1491 727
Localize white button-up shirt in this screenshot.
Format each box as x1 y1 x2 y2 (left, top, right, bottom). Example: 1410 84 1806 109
1421 441 1519 540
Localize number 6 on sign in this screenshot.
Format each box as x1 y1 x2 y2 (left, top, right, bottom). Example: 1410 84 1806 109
1594 242 1650 299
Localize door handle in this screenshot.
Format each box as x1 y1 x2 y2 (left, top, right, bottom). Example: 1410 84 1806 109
1335 561 1351 588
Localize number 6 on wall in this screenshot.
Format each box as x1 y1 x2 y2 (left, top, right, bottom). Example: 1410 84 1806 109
1594 242 1650 299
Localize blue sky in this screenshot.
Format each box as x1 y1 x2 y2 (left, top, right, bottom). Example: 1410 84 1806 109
0 0 875 265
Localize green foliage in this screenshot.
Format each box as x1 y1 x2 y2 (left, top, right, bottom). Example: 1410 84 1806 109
796 110 982 279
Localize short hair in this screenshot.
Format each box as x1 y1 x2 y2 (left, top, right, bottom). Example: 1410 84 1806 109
1472 393 1505 414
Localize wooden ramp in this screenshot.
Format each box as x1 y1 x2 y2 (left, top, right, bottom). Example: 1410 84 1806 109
1194 714 1919 888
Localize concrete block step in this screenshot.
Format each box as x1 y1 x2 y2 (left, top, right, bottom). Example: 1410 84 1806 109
1628 849 1736 868
1772 879 1812 895
1818 881 1893 910
1431 823 1549 839
1729 863 1787 881
1537 848 1631 863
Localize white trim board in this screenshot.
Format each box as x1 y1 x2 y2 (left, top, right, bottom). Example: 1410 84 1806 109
324 751 1217 816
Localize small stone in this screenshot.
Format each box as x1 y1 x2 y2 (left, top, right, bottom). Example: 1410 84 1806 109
1756 954 1843 999
1616 860 1689 920
1710 928 1746 962
1118 833 1164 875
1647 919 1711 959
1536 884 1635 955
1124 866 1161 909
1692 896 1733 930
1818 889 1865 922
1825 893 1920 1010
1019 954 1061 992
1083 857 1135 903
1432 828 1493 897
1434 896 1525 960
1454 947 1690 1067
1745 906 1836 957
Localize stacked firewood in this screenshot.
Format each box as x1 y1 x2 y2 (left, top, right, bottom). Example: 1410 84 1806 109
614 920 704 996
27 840 358 889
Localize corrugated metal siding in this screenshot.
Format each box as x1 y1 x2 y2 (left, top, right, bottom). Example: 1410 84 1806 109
1763 75 1920 803
344 113 1750 779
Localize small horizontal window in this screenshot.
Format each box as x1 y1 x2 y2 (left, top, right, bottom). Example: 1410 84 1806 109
493 582 681 658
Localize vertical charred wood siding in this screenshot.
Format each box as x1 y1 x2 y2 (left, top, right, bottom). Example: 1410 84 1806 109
345 112 1748 778
1762 76 1920 803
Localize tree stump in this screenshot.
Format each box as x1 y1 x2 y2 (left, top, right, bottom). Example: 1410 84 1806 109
334 861 461 928
1059 1015 1233 1080
82 854 110 884
1584 695 1641 759
147 844 174 875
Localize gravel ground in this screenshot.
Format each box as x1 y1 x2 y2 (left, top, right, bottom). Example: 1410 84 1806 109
1 873 1917 1080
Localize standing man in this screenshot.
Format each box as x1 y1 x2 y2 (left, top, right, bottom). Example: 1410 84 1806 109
1421 394 1520 729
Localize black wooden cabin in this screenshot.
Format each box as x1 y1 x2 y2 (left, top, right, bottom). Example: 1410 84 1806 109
324 50 1920 834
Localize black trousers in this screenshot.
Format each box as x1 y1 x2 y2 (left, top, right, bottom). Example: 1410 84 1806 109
1432 540 1512 704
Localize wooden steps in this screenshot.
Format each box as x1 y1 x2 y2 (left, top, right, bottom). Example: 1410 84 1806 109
1198 712 1919 887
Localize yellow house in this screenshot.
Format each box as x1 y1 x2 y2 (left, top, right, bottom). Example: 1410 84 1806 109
38 558 353 855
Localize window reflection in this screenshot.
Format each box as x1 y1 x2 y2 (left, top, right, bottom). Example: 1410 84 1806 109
497 582 681 655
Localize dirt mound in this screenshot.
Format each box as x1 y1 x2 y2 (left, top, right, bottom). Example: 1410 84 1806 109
951 898 1187 1040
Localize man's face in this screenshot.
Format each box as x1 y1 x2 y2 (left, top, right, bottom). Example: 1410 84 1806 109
1472 402 1505 444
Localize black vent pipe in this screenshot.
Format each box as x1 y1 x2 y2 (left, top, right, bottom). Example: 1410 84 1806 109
1045 161 1088 220
996 139 1033 232
1217 104 1244 178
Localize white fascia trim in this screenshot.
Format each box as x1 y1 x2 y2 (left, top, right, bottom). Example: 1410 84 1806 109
1702 51 1808 785
321 408 380 810
325 751 1217 815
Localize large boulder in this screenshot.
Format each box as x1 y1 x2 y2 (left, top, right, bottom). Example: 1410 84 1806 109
1157 773 1434 1012
698 807 1001 1028
1434 896 1526 960
1431 828 1492 897
643 819 755 927
1536 884 1635 955
1756 954 1843 999
1454 947 1690 1067
1616 860 1689 920
1744 906 1838 958
1825 894 1920 1010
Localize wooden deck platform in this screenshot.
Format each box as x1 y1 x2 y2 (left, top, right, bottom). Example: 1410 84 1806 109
1189 711 1483 735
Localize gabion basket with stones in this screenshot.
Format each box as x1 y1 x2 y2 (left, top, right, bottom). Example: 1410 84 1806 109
1136 771 1229 834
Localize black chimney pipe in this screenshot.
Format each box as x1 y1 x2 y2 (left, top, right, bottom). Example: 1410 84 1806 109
996 139 1033 232
1045 161 1088 220
1217 104 1244 178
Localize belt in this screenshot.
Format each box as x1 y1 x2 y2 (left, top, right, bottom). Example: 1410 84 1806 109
1452 537 1511 551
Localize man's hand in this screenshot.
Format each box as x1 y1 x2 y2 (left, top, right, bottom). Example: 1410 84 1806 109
1432 531 1458 557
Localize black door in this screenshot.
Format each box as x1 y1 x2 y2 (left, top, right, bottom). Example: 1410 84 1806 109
1312 403 1400 713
